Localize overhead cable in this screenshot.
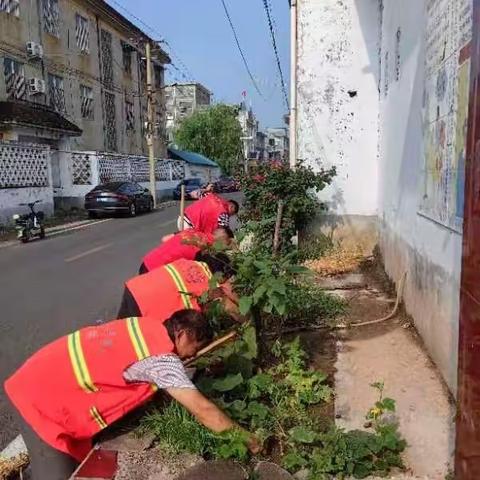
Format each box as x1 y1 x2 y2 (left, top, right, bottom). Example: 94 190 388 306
220 0 263 97
261 0 289 110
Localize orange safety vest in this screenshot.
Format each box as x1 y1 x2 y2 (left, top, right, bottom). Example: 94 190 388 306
126 259 213 320
143 230 214 272
5 318 174 461
184 194 230 235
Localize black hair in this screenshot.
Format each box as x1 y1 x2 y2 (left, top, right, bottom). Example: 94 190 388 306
216 226 234 239
228 200 240 214
164 309 213 345
194 252 235 280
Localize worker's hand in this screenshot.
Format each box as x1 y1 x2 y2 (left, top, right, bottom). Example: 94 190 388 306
247 435 263 455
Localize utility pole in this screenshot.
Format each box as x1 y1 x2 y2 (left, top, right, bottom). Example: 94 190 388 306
145 41 157 208
289 0 297 169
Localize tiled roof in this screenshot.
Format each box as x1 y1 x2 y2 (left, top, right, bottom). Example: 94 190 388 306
0 101 82 135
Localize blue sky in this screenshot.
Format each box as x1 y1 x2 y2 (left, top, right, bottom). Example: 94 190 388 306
107 0 290 129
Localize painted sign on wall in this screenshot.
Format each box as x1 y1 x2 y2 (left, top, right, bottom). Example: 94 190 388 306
420 0 472 231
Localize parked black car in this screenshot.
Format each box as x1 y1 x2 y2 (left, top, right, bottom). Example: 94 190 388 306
85 181 154 218
173 178 204 200
213 176 239 193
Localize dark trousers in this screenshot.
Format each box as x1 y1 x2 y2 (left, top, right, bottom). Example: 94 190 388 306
138 262 149 275
11 408 78 480
117 286 142 318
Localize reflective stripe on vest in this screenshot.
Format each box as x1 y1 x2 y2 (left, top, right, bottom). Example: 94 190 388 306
68 331 97 394
197 261 212 280
125 317 158 393
90 406 107 429
164 264 193 308
68 317 157 396
126 317 150 360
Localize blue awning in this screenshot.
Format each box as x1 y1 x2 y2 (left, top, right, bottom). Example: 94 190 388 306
168 148 219 168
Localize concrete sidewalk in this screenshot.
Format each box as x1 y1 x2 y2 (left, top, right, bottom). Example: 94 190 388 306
332 273 455 479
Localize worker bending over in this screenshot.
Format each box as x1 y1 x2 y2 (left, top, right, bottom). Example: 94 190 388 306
119 254 240 322
5 309 260 480
139 226 234 274
178 193 239 234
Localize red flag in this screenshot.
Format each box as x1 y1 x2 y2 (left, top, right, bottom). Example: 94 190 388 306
241 90 247 98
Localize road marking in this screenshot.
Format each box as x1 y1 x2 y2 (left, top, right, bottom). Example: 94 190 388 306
47 219 112 238
65 243 113 263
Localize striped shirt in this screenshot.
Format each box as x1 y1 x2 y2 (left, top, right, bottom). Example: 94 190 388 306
123 354 195 389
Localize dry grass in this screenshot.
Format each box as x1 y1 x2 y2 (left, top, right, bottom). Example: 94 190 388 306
0 454 29 480
304 245 364 276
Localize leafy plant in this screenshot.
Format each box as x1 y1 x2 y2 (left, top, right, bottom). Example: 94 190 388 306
238 160 336 252
142 327 406 479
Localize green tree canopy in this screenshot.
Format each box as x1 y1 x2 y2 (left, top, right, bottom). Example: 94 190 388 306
175 104 243 175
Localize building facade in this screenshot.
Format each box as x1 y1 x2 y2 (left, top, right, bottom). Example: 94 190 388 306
255 130 267 162
237 101 258 160
266 127 289 162
0 0 170 156
296 0 472 398
164 82 211 143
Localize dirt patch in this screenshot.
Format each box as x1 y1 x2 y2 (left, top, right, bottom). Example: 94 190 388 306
115 448 203 480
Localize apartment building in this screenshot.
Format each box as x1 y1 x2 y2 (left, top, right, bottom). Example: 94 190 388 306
266 127 289 162
0 0 170 156
164 82 211 143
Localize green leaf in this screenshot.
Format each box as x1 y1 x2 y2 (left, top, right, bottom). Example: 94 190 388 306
211 373 243 392
242 325 258 359
282 452 308 470
289 426 317 444
382 398 396 412
246 401 270 420
224 353 254 379
252 284 267 303
248 373 274 398
239 296 253 315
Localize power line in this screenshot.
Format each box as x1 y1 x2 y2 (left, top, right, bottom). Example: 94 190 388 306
220 0 263 97
261 0 289 110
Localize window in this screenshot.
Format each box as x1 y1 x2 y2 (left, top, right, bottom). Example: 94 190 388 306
3 58 25 100
125 99 135 132
80 85 94 119
48 74 65 112
100 29 113 87
43 0 59 37
0 0 19 16
121 41 133 74
154 65 163 89
75 14 89 53
104 92 117 151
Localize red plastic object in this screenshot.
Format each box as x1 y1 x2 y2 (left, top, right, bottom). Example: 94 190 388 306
74 449 118 479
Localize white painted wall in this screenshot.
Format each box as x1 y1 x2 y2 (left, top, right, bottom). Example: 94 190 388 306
0 188 54 226
297 0 380 216
297 0 471 392
378 0 471 393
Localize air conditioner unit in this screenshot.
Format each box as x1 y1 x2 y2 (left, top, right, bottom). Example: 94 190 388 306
26 41 44 59
29 78 46 95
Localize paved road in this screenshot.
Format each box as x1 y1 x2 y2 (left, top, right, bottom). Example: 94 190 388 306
0 204 182 448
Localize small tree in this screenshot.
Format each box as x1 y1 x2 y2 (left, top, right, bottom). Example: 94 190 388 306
239 160 336 252
175 104 243 175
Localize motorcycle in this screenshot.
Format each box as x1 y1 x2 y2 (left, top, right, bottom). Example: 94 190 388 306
12 200 46 243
